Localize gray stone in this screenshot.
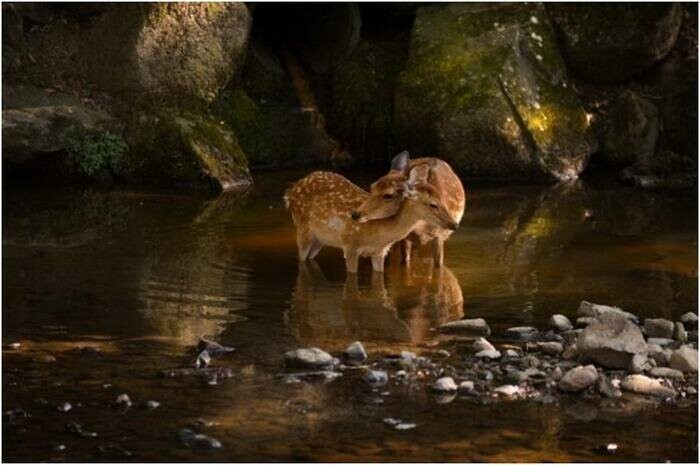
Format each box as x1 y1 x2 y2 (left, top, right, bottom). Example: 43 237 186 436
344 341 368 362
57 402 72 413
198 338 235 357
472 337 495 353
438 318 490 336
475 349 502 360
621 374 676 398
494 385 522 397
559 365 598 392
458 380 475 394
680 312 698 328
363 370 388 386
550 366 563 381
115 393 131 407
431 377 458 392
577 313 647 369
576 317 599 327
674 322 688 343
628 353 651 374
284 348 334 369
178 428 223 450
669 346 698 372
535 342 564 356
649 367 684 379
644 318 675 339
597 374 622 398
577 301 638 323
550 314 573 332
504 349 520 358
505 326 539 341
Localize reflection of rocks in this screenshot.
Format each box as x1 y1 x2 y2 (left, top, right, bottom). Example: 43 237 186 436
287 260 464 350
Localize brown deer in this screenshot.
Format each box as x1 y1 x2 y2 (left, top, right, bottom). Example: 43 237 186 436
284 158 458 273
352 151 465 266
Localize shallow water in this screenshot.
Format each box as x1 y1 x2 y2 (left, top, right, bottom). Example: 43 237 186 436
2 171 698 462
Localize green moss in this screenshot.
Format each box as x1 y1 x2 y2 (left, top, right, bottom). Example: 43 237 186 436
66 132 128 176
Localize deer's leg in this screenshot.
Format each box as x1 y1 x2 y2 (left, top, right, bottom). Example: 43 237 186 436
433 237 445 267
344 248 360 274
297 229 312 261
401 239 412 266
308 239 324 259
371 253 386 273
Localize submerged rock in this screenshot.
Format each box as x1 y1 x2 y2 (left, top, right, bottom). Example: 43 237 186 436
549 314 573 332
362 370 388 387
669 346 698 372
577 313 647 369
115 394 131 408
284 348 334 370
438 318 490 336
559 365 598 392
431 377 458 392
195 350 212 369
197 339 235 357
494 385 522 397
597 374 622 398
621 374 676 398
178 428 223 450
644 318 675 339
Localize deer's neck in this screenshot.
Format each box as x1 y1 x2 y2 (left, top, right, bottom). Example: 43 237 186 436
364 201 421 246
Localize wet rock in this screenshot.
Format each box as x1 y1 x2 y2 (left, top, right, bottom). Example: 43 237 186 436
115 394 131 408
384 418 416 430
559 365 598 392
472 337 495 353
597 443 619 455
66 421 97 438
282 371 342 384
195 350 212 369
362 370 388 387
669 346 698 372
343 341 367 363
649 367 684 380
550 314 573 332
284 348 334 370
458 381 475 394
53 444 66 452
505 326 539 341
504 349 520 358
644 318 675 339
178 428 222 450
647 337 674 347
577 301 638 323
534 342 564 356
97 444 133 458
597 374 621 398
680 312 698 328
577 313 647 369
6 342 21 350
3 408 30 425
621 374 676 398
438 318 490 336
431 377 458 392
57 402 72 413
33 354 56 363
144 400 161 409
674 322 688 343
475 349 501 360
197 339 235 357
494 385 522 397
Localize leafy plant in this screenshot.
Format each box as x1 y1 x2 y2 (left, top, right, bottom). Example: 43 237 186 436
66 132 128 176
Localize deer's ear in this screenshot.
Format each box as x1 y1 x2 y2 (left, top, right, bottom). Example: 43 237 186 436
408 164 430 184
390 151 410 174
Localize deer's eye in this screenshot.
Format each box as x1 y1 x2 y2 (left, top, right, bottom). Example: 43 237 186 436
430 203 439 210
383 193 395 200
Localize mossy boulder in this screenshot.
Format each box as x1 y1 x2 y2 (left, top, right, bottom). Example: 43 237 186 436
547 3 683 83
82 2 251 110
125 110 251 190
395 3 596 182
602 90 659 167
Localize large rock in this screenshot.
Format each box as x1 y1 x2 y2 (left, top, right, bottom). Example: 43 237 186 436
547 3 683 83
284 347 334 369
621 374 677 398
577 313 648 369
82 3 251 107
669 346 698 372
644 318 675 339
602 90 659 167
439 318 490 336
395 3 595 183
577 301 638 323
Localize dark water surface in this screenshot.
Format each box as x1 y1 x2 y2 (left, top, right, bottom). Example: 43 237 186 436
3 171 698 462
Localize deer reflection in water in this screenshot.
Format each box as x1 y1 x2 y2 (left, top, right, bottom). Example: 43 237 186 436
286 253 464 351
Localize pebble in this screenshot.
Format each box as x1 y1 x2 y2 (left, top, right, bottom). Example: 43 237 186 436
559 365 598 392
438 318 490 336
66 421 97 438
145 400 161 409
680 312 698 328
57 402 72 413
649 367 684 379
178 428 222 450
458 381 475 394
505 326 539 340
644 318 675 339
33 354 56 363
475 349 501 360
674 322 688 343
621 374 676 398
535 342 563 355
195 350 212 369
343 341 367 362
549 314 573 332
115 393 131 408
472 337 495 352
494 384 521 397
284 348 334 369
431 377 458 392
504 349 520 358
669 346 698 372
53 444 66 452
363 370 388 386
384 418 416 430
7 342 21 350
282 370 341 383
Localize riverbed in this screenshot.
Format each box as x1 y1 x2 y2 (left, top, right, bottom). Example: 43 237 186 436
2 171 698 461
